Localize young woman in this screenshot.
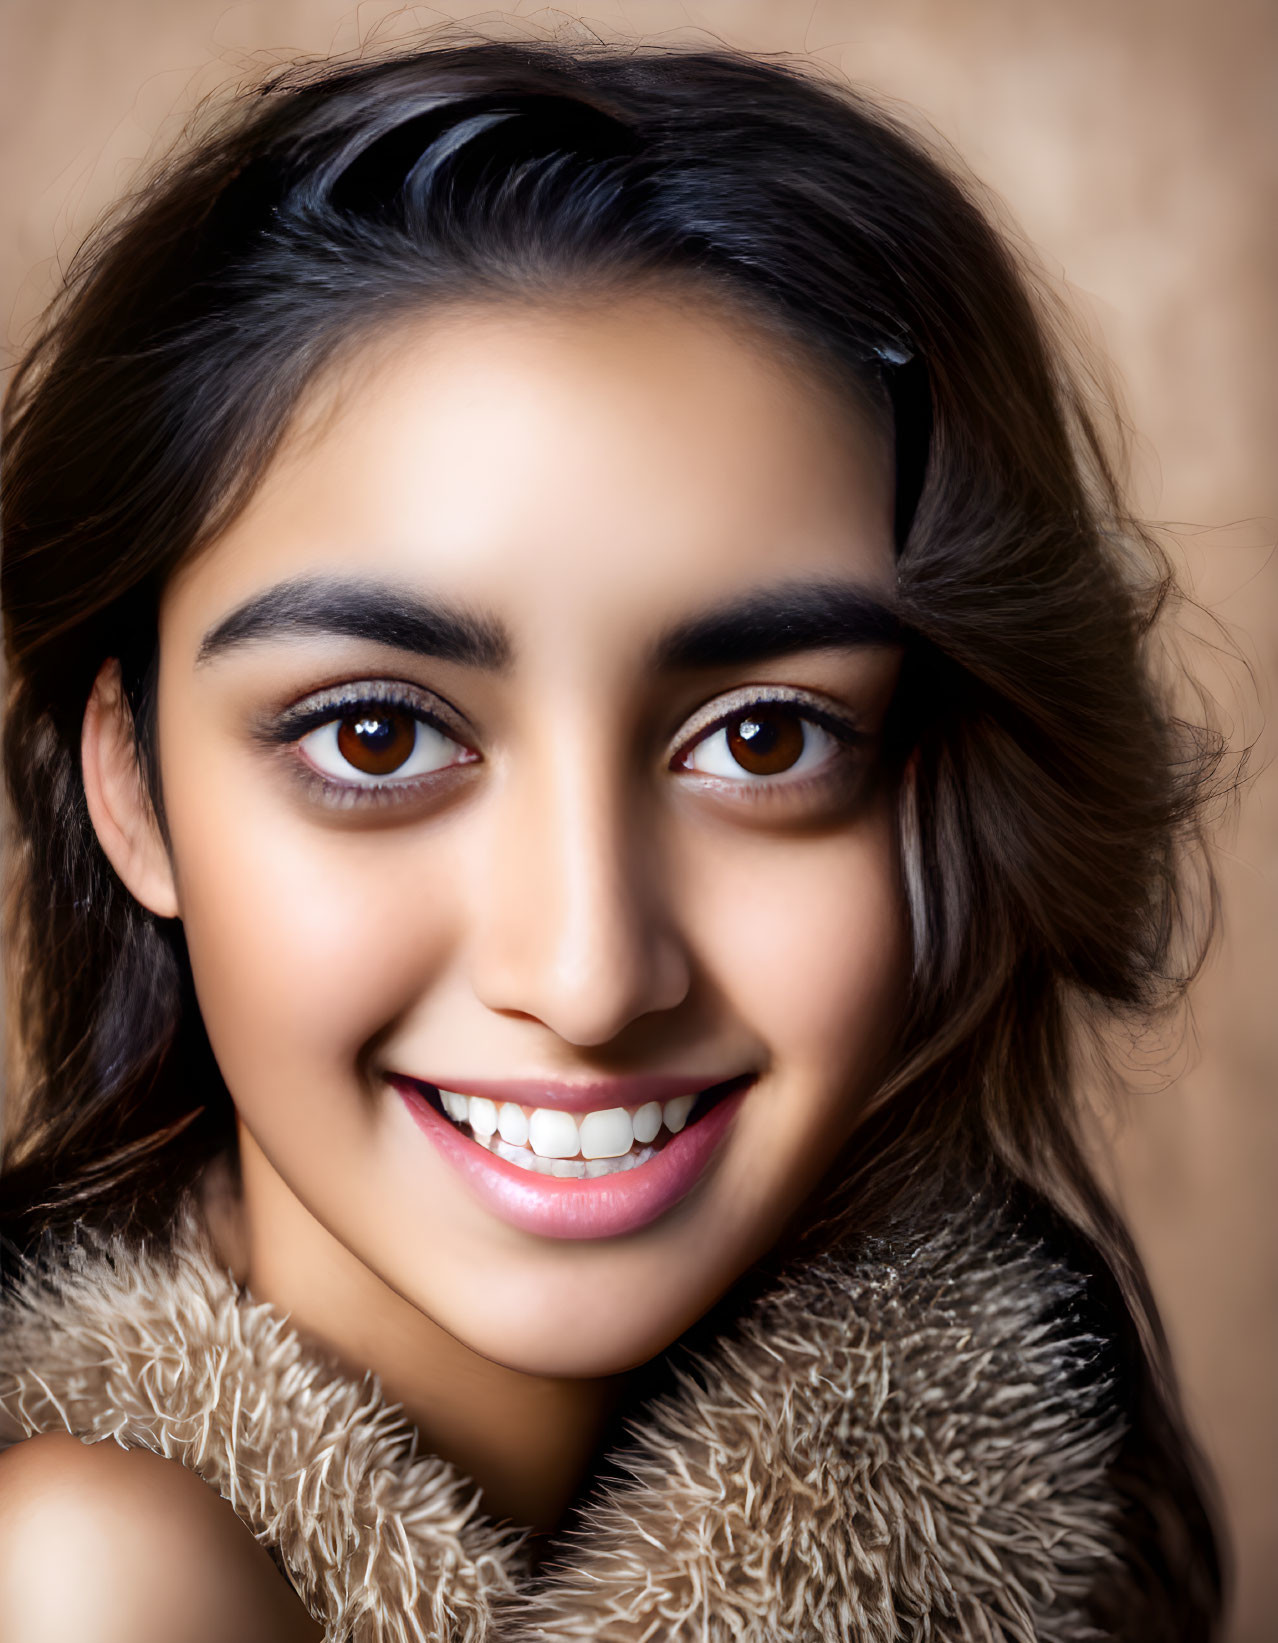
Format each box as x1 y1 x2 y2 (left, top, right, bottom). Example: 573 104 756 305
0 35 1225 1642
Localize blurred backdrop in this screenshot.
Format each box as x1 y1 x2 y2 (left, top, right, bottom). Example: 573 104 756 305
2 2 1274 1635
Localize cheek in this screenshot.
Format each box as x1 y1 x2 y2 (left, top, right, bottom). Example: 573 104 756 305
685 803 908 1080
164 765 460 1092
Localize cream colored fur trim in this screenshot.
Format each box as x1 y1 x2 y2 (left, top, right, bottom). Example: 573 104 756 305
0 1198 1128 1641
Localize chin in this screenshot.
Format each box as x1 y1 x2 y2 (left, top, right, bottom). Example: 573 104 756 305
400 1248 742 1381
466 1324 670 1381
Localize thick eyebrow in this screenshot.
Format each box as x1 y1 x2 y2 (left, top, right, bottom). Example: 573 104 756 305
195 576 512 670
651 579 903 671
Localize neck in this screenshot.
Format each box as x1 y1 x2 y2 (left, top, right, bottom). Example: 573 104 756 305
214 1126 621 1533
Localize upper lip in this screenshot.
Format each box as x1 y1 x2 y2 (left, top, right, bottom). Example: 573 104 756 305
386 1072 750 1113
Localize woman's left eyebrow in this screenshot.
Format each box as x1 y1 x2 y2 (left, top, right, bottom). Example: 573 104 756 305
650 578 903 671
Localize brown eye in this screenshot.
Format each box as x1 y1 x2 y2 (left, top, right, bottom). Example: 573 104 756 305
336 709 417 776
725 707 806 775
680 700 843 783
297 700 472 788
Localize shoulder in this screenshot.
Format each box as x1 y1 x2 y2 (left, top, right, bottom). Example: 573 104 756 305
0 1433 321 1643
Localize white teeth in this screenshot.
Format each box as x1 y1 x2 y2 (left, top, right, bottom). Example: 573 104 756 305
632 1101 662 1145
663 1094 695 1134
460 1129 659 1178
468 1096 499 1137
432 1081 723 1163
528 1107 581 1160
495 1143 658 1178
579 1107 633 1159
497 1103 529 1146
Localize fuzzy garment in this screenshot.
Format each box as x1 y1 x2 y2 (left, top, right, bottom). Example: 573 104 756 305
0 1194 1134 1641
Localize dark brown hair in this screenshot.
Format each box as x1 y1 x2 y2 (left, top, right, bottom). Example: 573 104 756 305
1 35 1227 1633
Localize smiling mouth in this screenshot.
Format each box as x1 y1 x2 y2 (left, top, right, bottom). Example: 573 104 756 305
395 1076 751 1179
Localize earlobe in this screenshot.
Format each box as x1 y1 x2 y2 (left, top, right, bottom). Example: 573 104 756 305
81 658 180 920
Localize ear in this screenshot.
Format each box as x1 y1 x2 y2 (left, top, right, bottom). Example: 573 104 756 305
81 658 180 920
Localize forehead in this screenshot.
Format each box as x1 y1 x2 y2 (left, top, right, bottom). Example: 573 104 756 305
162 292 896 662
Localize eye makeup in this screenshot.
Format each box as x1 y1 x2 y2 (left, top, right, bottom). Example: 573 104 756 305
667 682 878 815
252 677 479 811
251 672 879 819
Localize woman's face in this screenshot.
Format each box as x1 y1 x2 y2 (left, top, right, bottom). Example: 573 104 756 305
149 290 909 1377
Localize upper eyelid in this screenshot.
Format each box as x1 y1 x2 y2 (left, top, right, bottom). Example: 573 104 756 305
262 677 472 743
667 684 865 757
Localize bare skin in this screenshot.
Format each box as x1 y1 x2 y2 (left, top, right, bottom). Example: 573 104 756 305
0 1434 321 1642
79 289 910 1542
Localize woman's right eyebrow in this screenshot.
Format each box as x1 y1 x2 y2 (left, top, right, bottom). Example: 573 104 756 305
194 576 513 670
194 572 903 673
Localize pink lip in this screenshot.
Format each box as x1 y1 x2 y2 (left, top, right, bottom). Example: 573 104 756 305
405 1074 724 1113
391 1076 751 1240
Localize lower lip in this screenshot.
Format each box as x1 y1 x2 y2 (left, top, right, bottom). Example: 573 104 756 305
393 1079 749 1240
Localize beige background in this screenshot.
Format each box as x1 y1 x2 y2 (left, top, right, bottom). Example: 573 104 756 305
2 1 1274 1635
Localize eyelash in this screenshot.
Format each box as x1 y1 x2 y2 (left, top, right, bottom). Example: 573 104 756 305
259 679 870 811
259 679 477 811
671 689 871 805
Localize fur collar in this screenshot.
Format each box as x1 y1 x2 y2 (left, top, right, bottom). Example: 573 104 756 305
0 1190 1131 1641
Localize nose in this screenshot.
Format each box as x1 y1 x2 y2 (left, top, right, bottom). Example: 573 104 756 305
466 748 691 1047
